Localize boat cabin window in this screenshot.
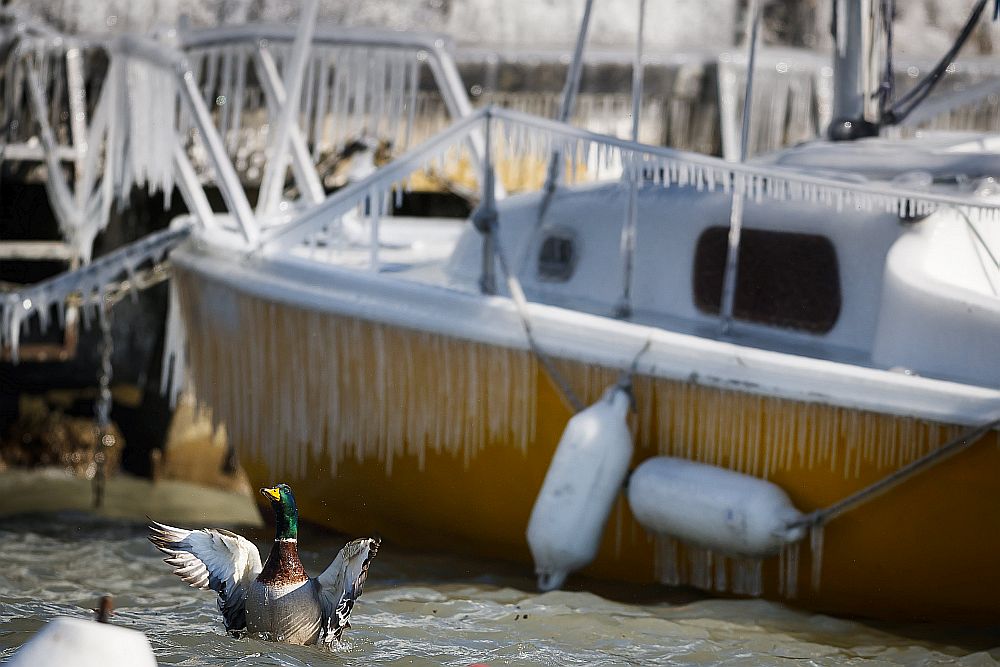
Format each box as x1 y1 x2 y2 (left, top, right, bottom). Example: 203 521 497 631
537 230 577 282
693 227 841 334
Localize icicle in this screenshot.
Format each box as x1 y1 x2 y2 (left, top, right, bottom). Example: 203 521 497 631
404 54 418 150
311 54 331 160
202 48 219 107
371 49 387 141
809 523 825 591
354 48 370 140
217 47 234 140
229 48 248 154
329 49 346 152
780 541 800 598
299 55 317 145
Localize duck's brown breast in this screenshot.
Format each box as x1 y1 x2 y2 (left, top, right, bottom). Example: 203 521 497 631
257 540 309 587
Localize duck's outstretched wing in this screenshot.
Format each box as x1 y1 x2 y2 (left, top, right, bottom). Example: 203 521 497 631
315 537 380 642
148 520 262 633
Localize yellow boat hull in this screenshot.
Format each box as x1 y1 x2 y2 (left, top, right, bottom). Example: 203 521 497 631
176 268 1000 623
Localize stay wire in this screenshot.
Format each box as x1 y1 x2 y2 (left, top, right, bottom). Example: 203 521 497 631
789 417 1000 530
885 0 992 125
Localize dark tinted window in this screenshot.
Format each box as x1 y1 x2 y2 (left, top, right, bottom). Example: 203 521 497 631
693 226 841 333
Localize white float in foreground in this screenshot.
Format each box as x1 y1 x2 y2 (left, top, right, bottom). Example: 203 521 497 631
628 457 805 557
527 384 634 591
8 617 157 667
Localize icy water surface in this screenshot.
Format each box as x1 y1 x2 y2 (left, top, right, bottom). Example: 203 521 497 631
1 514 998 666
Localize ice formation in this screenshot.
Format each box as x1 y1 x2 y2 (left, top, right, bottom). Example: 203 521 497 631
185 41 430 166
173 261 969 599
267 106 1000 259
0 226 190 361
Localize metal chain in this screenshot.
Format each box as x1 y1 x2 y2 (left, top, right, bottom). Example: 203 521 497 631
92 295 114 508
86 260 173 507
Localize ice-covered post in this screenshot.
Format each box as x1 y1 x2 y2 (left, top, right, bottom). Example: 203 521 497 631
256 0 319 217
472 110 497 295
537 0 595 226
615 0 647 319
719 0 760 334
252 47 325 206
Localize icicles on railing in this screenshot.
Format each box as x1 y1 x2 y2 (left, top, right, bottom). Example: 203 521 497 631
0 225 191 361
120 55 178 202
717 52 821 160
160 278 189 408
185 42 428 174
486 109 1000 222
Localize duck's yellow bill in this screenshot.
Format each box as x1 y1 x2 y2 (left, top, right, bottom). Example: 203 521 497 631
260 487 281 501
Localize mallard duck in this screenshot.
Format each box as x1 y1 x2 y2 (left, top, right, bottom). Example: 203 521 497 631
148 483 379 645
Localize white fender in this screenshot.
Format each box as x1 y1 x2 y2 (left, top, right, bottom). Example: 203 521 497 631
8 617 157 667
627 457 805 557
527 385 633 590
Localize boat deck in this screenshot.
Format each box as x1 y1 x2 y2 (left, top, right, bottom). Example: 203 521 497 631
287 215 469 285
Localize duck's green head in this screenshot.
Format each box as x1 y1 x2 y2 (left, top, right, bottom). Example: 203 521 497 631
261 483 298 540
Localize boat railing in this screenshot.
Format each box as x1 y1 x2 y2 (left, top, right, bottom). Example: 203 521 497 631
0 11 481 250
260 105 1000 267
1 10 487 358
173 23 472 184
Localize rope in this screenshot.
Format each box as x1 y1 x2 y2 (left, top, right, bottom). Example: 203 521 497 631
490 220 585 414
789 417 1000 530
477 110 583 414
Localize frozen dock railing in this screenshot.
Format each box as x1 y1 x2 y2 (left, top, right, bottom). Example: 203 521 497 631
1 225 191 361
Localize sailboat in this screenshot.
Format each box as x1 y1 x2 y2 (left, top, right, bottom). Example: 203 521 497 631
4 0 1000 622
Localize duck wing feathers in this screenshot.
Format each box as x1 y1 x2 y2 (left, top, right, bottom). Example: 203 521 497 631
148 520 263 633
315 537 380 641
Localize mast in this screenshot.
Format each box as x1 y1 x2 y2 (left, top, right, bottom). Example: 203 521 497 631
829 0 891 140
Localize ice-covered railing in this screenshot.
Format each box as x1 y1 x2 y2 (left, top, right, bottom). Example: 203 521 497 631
262 110 485 256
0 12 256 257
176 24 471 177
262 105 1000 259
1 12 115 263
0 15 261 363
1 224 191 361
1 13 479 258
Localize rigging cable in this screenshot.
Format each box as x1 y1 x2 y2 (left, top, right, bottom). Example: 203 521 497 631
884 0 995 125
788 417 1000 531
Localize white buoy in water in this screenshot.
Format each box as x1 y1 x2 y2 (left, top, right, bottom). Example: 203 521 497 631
7 617 157 667
527 384 633 590
628 457 805 557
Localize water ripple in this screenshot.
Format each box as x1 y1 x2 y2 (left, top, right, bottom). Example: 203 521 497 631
0 515 997 666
